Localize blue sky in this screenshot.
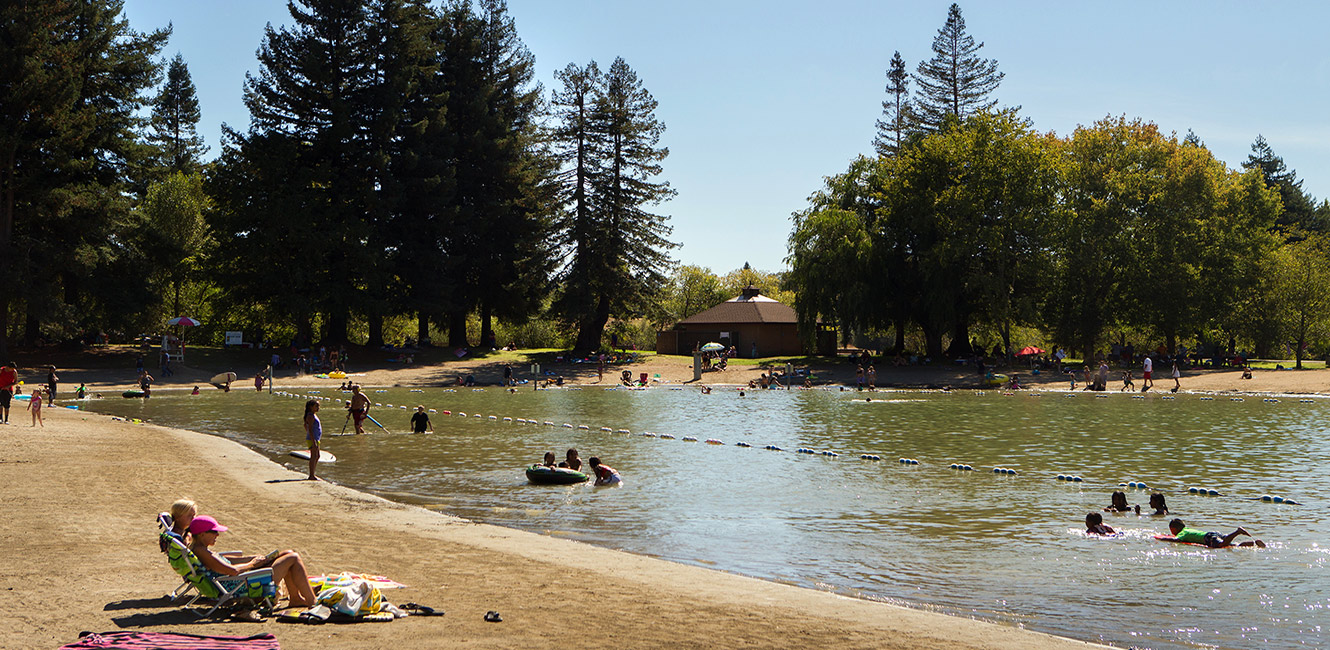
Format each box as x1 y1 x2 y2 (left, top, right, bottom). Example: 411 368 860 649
122 0 1330 274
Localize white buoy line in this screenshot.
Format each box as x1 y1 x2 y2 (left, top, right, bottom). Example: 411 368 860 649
268 388 1309 504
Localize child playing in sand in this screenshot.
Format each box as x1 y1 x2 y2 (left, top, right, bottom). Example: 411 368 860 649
28 388 44 427
1121 371 1135 391
1085 512 1116 535
1158 518 1265 548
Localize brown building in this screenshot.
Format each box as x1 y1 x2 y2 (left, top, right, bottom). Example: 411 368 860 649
655 286 834 357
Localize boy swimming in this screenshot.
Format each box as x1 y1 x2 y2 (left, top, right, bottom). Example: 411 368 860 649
1158 518 1265 548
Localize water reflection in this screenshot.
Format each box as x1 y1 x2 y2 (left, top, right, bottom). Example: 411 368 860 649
90 387 1327 650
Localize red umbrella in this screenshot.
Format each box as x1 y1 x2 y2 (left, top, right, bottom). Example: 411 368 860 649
1015 346 1045 356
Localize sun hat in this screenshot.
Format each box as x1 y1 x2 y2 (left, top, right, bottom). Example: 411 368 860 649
188 515 228 535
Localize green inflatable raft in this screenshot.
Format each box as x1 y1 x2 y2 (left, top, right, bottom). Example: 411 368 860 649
525 464 588 485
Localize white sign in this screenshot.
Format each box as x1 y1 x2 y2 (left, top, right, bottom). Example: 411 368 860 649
225 331 244 346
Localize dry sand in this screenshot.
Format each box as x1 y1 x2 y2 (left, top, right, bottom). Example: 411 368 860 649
0 385 1120 649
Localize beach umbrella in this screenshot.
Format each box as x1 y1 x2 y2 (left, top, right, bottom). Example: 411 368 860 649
700 342 725 352
167 316 202 327
1014 346 1044 356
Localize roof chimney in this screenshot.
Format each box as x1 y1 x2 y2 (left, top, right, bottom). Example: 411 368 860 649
740 284 761 300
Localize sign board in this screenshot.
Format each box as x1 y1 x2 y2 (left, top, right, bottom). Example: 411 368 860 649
224 331 244 346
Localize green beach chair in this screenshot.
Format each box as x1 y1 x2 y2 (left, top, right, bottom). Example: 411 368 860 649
156 514 276 617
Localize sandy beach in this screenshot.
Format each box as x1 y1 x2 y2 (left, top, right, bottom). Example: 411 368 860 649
0 357 1135 650
4 349 1326 649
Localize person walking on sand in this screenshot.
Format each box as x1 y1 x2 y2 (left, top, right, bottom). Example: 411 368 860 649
254 370 265 392
0 362 17 424
1171 361 1181 392
1141 355 1154 391
347 384 370 434
28 388 44 427
303 399 321 480
46 366 58 405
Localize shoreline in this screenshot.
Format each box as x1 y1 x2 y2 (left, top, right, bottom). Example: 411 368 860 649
0 406 1113 649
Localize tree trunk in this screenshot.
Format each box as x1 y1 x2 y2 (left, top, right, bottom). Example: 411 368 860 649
447 311 468 348
946 316 972 357
325 310 348 345
416 312 430 346
893 318 906 354
0 148 14 359
575 295 610 352
1166 331 1176 355
366 312 383 348
923 323 943 359
23 310 39 346
479 302 493 350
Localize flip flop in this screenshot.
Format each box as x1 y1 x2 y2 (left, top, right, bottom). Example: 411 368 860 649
401 602 445 616
484 610 502 623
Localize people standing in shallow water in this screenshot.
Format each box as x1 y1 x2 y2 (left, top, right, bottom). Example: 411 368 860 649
1085 512 1116 535
1159 518 1265 548
560 448 582 471
1104 491 1137 514
410 405 433 433
1147 493 1169 515
589 457 622 486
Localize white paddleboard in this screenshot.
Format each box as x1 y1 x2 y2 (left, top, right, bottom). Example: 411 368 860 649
209 372 238 387
290 449 336 462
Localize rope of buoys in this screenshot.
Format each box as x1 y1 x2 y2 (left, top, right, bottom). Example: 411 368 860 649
1119 481 1149 489
1256 494 1302 505
898 458 920 465
992 467 1018 475
1055 474 1084 482
681 436 698 442
659 434 675 439
1188 487 1224 496
949 463 974 471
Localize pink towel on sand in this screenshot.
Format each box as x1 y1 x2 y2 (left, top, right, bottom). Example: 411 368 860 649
60 631 279 649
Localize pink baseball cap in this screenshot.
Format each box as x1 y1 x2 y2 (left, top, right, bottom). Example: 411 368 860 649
188 515 228 535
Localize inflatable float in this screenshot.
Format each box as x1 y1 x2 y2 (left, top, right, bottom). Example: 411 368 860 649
122 390 146 398
525 464 588 485
981 373 1008 387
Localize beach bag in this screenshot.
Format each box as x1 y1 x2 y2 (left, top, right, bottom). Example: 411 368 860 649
315 576 383 616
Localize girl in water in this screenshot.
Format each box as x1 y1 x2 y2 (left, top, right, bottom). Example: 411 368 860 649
1104 491 1136 514
303 399 321 480
589 457 622 486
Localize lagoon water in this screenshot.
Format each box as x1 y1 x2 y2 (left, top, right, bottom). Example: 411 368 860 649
90 386 1328 650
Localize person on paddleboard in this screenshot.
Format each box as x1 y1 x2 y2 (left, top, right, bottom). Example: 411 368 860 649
303 399 321 480
347 384 370 434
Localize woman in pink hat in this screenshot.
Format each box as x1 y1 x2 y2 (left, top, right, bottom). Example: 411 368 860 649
188 515 317 608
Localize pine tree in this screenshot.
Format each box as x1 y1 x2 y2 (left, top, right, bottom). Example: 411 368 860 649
221 0 380 344
1243 135 1322 232
913 3 1003 131
148 53 207 174
0 0 167 354
554 56 676 351
873 51 913 157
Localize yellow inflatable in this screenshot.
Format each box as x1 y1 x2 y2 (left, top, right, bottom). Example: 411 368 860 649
328 371 347 379
982 373 1008 387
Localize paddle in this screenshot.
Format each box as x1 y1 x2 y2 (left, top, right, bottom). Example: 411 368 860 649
366 413 390 434
339 410 350 435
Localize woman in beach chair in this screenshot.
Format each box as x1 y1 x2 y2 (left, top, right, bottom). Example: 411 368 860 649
189 515 317 609
157 516 276 618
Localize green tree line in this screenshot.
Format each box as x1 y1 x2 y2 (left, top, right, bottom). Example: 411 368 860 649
790 4 1330 367
0 0 680 357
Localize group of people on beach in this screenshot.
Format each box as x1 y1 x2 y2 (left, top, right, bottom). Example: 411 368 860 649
538 449 621 485
0 362 68 426
1085 491 1265 548
165 498 317 618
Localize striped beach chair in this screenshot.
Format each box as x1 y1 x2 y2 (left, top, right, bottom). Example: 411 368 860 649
156 514 276 617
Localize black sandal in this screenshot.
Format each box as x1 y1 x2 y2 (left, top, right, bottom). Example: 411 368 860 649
483 610 502 623
400 602 445 617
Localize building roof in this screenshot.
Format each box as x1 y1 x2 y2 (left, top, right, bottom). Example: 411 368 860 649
677 287 797 325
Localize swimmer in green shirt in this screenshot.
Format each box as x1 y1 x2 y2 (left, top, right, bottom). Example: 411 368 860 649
1159 518 1265 548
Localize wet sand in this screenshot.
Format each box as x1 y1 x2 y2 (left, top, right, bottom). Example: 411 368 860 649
0 403 1116 650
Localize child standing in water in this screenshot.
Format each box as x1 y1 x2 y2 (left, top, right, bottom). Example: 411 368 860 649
303 399 321 480
28 388 44 427
589 457 622 486
1085 512 1116 535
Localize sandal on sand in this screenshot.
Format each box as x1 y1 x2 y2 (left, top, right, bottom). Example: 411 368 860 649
400 602 445 617
232 609 264 622
483 611 502 623
277 604 331 625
